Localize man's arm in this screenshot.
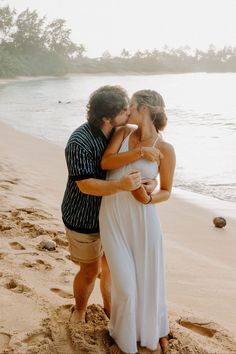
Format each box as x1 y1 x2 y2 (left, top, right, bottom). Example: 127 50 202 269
77 171 141 196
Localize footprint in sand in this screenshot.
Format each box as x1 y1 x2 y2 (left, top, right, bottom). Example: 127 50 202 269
23 332 48 345
20 195 38 201
23 259 52 270
50 288 74 299
178 319 217 337
4 278 31 294
23 305 76 354
49 305 76 354
55 257 66 263
0 252 8 260
9 241 25 250
18 330 55 354
65 254 72 261
19 221 35 228
15 252 39 256
2 178 20 185
0 224 12 231
15 208 53 220
0 184 11 190
0 332 11 353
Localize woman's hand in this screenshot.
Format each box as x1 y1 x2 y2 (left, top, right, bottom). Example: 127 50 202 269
141 147 163 165
142 178 157 194
131 184 151 204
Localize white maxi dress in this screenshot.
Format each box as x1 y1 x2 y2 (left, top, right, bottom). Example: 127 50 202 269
99 133 169 354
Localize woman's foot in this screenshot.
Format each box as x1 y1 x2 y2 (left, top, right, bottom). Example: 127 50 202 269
159 336 169 354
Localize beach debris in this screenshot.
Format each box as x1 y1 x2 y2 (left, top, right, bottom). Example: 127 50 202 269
37 239 57 251
213 217 226 228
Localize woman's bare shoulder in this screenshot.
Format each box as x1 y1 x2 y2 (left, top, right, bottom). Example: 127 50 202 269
158 140 175 155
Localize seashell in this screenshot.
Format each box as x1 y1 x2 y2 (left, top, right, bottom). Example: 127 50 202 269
37 239 57 251
213 217 226 228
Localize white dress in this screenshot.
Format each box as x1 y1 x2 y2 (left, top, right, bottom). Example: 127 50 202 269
99 132 169 354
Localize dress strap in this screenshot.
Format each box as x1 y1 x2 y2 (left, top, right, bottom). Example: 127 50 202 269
152 133 162 147
120 129 134 151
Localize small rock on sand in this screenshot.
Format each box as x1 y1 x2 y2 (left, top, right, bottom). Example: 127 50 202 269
37 239 57 251
213 217 226 228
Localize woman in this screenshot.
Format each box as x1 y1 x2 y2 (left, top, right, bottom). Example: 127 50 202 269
99 90 176 353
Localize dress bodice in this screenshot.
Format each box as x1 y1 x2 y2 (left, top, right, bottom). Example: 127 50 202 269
106 131 159 181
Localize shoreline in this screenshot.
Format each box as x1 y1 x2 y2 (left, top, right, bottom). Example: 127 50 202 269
1 71 236 81
0 75 58 88
1 119 235 214
0 118 235 217
172 187 236 221
0 120 236 353
1 71 236 86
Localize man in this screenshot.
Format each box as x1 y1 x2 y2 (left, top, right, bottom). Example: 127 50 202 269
61 85 159 322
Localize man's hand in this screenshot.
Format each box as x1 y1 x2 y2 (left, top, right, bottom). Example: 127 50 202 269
142 178 157 195
119 171 141 191
131 184 150 204
141 147 163 165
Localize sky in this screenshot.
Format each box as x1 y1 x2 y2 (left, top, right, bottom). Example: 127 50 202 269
2 0 236 57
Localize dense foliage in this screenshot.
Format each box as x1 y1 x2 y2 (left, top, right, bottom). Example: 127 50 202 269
0 5 236 77
0 5 85 77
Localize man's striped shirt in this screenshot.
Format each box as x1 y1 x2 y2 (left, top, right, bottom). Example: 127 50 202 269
61 122 111 234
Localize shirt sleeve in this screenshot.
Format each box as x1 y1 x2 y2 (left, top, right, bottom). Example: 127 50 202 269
65 143 96 181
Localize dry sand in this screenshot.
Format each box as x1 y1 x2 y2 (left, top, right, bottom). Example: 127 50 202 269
0 121 236 354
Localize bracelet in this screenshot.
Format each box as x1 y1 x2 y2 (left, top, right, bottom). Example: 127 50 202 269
146 194 152 204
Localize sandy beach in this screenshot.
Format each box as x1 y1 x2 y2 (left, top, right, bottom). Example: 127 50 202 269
0 120 236 354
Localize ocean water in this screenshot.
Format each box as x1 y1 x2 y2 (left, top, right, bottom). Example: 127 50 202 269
0 73 236 203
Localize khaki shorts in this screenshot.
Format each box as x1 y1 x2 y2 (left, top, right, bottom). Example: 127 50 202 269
65 227 103 264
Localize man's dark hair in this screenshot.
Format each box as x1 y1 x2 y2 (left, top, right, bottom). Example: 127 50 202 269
87 85 129 129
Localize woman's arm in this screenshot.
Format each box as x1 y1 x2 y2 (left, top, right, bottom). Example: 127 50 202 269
151 142 176 203
101 126 163 170
101 126 142 170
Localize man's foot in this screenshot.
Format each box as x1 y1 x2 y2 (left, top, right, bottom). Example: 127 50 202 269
69 306 86 323
159 336 169 354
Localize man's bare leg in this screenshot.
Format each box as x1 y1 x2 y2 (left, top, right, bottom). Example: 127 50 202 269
100 255 111 318
71 259 100 322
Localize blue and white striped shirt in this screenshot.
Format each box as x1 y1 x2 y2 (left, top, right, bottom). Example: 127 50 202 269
61 122 112 233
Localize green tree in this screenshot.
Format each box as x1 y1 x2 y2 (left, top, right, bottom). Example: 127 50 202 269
75 43 86 58
102 50 112 59
120 48 130 58
45 19 77 57
11 9 46 52
0 5 16 43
